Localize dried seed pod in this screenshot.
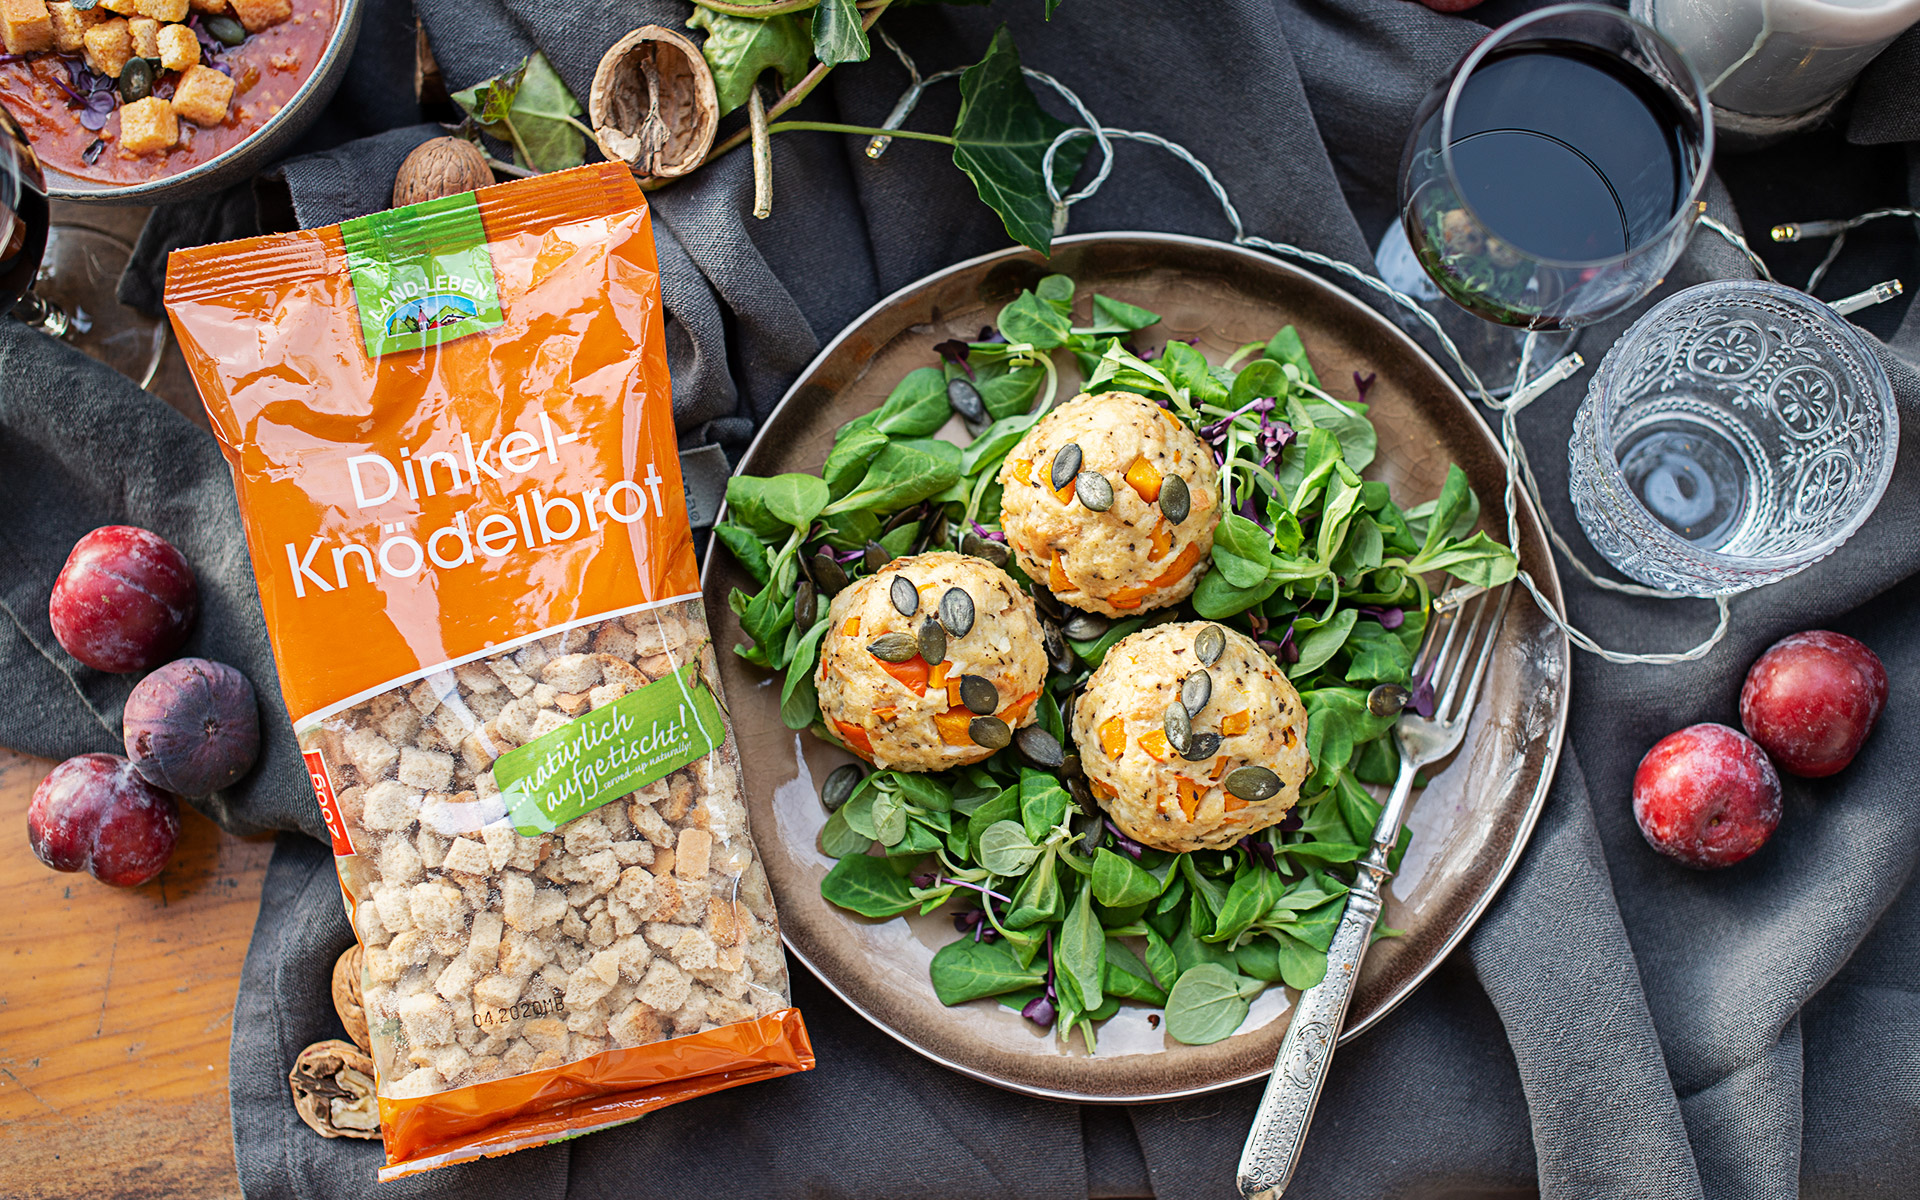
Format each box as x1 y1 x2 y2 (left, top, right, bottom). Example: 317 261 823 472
1050 443 1082 492
289 1040 381 1140
809 553 849 597
391 136 494 208
332 945 369 1054
1063 611 1109 642
867 632 919 663
1015 725 1065 770
958 674 1000 715
1368 683 1410 717
939 587 975 637
1030 586 1064 620
1181 669 1212 717
968 715 1013 750
1061 750 1083 779
1160 474 1192 524
947 377 988 424
959 531 1010 567
863 541 893 573
1163 701 1192 756
1181 731 1222 762
1075 470 1114 512
1194 624 1226 666
821 763 865 812
589 26 718 180
794 580 817 630
1224 765 1283 802
890 575 920 617
916 617 947 665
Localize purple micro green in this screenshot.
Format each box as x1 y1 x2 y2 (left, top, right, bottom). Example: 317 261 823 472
1102 818 1144 860
933 338 974 379
1274 620 1300 665
937 876 1015 906
1356 605 1405 630
1237 834 1279 873
1352 370 1376 402
968 520 1006 543
1020 992 1056 1026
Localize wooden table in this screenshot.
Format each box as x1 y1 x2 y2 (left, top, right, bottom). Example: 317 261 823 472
0 749 273 1199
0 202 270 1198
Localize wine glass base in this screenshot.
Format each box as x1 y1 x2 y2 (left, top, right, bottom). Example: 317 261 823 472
31 225 166 388
1372 220 1580 400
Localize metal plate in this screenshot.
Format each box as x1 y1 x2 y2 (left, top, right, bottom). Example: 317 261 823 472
700 232 1569 1103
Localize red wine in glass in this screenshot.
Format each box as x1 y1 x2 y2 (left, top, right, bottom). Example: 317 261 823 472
0 106 167 383
1399 5 1711 334
0 108 50 321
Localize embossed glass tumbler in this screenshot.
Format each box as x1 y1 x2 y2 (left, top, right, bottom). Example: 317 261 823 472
1569 280 1898 595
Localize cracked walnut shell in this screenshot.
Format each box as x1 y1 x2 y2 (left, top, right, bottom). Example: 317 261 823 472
290 1040 382 1140
589 26 717 180
333 944 371 1053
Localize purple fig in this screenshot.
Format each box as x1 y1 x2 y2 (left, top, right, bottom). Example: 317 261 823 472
122 657 259 797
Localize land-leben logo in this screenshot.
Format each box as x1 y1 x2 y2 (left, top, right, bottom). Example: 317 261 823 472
342 191 505 359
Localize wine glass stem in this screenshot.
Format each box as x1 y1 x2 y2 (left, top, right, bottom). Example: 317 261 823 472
11 287 70 338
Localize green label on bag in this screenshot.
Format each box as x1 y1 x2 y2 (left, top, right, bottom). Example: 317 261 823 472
341 191 504 358
494 664 726 836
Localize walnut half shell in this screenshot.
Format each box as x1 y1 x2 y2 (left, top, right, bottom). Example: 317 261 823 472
332 945 370 1054
589 26 717 180
290 1040 381 1140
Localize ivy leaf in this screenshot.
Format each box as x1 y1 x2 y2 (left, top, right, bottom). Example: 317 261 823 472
811 0 871 66
452 52 585 173
950 26 1090 254
688 7 813 116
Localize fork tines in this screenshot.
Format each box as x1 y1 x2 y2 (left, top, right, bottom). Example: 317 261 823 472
1416 586 1512 725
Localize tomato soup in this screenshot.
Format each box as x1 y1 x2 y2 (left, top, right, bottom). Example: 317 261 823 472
0 0 333 186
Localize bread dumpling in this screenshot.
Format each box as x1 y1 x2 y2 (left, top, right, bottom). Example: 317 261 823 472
816 552 1048 772
996 391 1220 617
1072 622 1309 852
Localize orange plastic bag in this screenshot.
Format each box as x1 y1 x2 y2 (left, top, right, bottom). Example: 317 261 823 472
166 163 812 1179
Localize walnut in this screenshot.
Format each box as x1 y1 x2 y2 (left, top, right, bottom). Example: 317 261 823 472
391 136 494 208
289 1040 381 1139
333 944 370 1053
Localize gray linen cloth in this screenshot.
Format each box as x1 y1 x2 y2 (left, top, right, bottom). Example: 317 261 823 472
5 0 1918 1196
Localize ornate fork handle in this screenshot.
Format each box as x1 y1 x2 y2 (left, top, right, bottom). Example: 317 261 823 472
1234 858 1386 1199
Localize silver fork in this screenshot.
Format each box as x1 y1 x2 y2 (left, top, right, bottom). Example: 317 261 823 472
1236 585 1513 1199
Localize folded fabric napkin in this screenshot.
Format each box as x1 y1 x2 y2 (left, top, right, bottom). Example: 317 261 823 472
9 0 1920 1196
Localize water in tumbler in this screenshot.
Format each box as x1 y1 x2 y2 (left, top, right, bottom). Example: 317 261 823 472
1615 408 1751 549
